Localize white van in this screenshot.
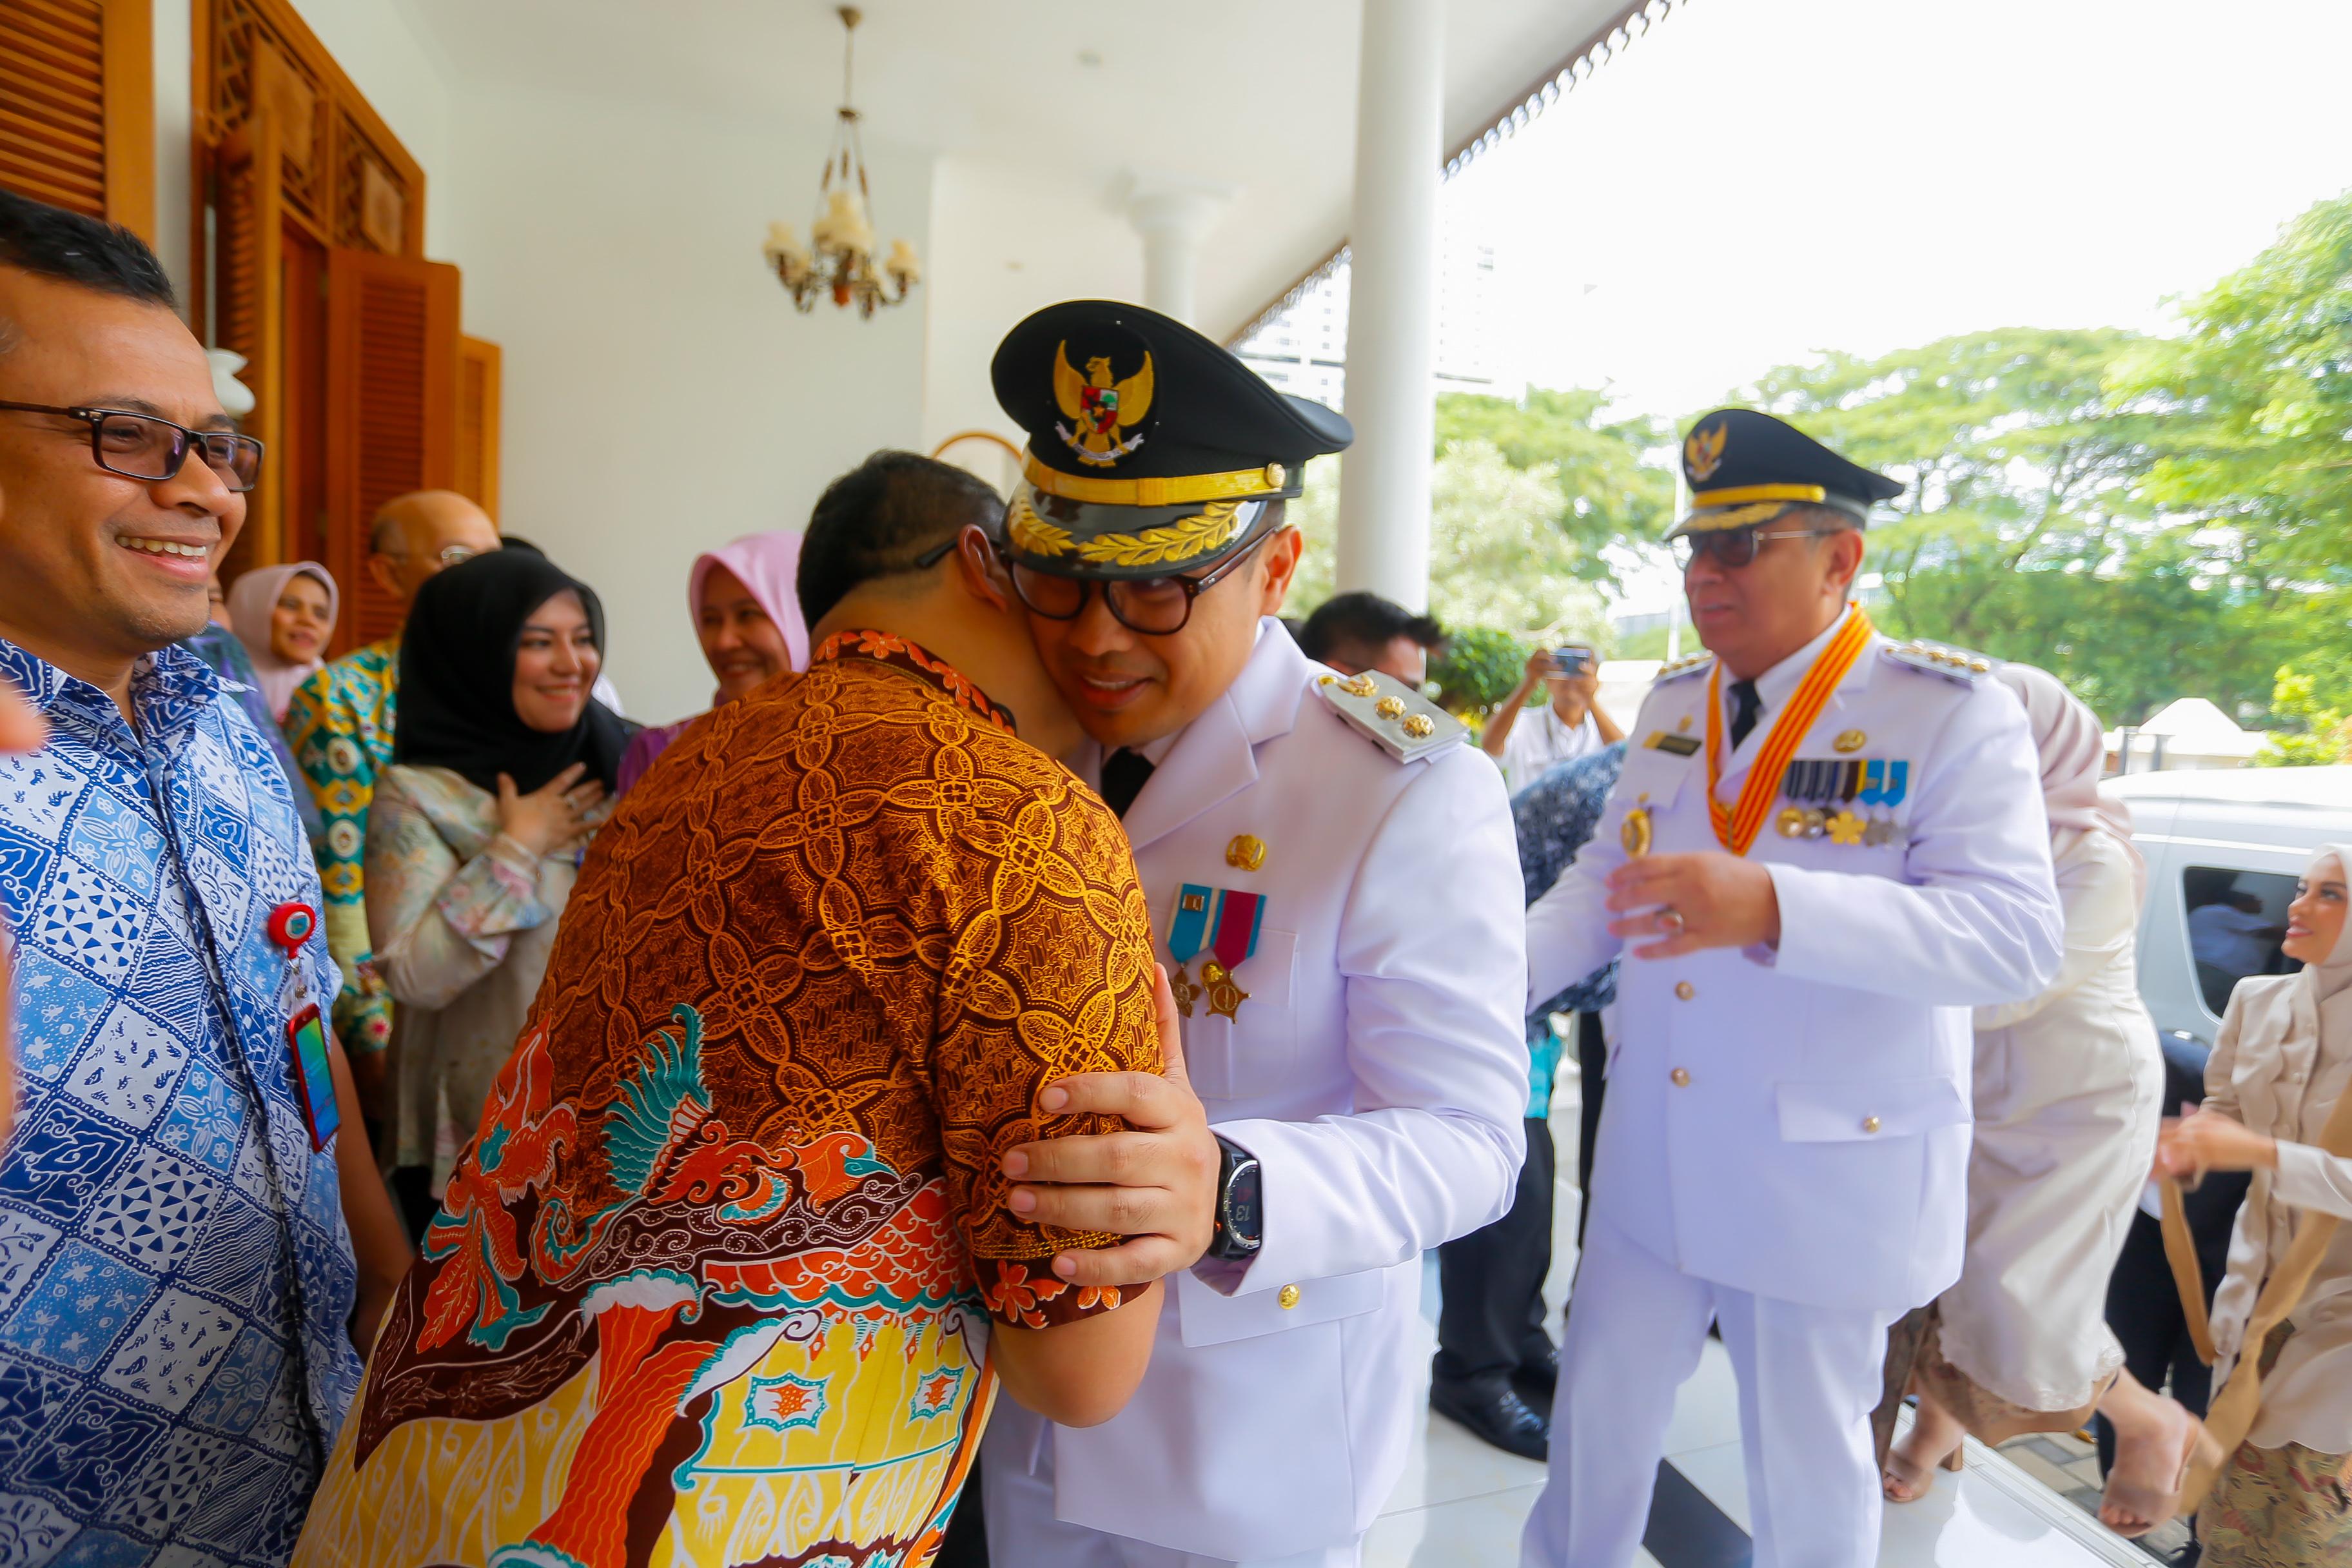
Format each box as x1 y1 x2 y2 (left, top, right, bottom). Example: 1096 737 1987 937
2105 765 2352 1048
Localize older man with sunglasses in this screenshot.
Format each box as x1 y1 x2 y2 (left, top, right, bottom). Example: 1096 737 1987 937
974 300 1529 1568
1516 409 2063 1568
0 190 410 1563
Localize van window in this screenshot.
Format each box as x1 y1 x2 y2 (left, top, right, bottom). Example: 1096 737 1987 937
2184 866 2299 1015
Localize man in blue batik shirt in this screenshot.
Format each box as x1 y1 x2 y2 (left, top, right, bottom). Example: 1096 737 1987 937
0 190 407 1566
1431 741 1626 1460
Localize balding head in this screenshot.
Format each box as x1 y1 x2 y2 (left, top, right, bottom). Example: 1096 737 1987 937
366 489 501 603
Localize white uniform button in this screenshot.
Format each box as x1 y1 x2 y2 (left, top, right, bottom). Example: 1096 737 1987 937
1671 1067 1691 1088
1278 1284 1301 1309
1674 981 1696 1001
1861 1115 1881 1134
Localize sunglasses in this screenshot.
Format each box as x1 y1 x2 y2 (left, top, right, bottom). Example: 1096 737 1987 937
1672 525 1839 571
0 401 264 493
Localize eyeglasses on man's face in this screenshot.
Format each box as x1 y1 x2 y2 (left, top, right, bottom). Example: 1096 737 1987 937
996 527 1271 636
1672 525 1839 571
0 401 264 493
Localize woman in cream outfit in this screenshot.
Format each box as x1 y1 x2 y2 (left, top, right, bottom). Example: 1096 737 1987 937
2155 843 2352 1565
1886 664 2192 1524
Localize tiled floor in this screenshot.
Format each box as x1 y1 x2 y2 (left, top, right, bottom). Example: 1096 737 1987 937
1364 1061 2181 1568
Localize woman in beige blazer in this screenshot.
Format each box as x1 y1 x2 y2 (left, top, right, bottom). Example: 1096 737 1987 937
1884 665 2186 1521
2154 843 2352 1565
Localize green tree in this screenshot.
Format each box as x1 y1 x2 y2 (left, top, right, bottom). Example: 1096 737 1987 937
1433 386 1676 588
1428 625 1533 718
1734 328 2294 727
1289 441 1612 645
2117 190 2352 582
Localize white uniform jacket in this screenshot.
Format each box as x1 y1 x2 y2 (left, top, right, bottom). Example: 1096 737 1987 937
1526 615 2063 1314
988 620 1529 1562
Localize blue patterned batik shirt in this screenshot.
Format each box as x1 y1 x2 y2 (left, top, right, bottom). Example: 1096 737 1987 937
1516 741 1627 1024
0 638 361 1567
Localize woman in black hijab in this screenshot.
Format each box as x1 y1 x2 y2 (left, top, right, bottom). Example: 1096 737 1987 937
369 550 636 1220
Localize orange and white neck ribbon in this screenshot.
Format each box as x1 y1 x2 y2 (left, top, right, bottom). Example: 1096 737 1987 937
1705 607 1874 856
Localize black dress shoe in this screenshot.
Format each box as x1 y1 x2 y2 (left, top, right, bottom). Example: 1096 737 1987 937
1515 1344 1559 1406
1431 1380 1549 1462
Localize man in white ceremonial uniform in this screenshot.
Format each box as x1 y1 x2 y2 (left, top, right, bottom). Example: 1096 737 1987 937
1518 409 2066 1568
976 300 1530 1567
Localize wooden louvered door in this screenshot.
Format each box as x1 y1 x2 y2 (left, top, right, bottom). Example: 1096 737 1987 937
211 103 284 580
323 248 460 653
0 0 153 237
455 335 503 522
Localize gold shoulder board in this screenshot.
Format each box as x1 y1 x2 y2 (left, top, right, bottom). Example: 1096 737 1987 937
1881 639 1995 685
1653 652 1716 685
1315 669 1467 763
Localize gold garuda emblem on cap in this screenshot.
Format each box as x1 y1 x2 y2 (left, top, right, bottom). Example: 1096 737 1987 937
1685 422 1727 482
1054 340 1155 467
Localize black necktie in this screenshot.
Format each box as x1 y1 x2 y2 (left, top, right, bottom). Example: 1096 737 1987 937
1728 680 1762 749
1099 748 1155 819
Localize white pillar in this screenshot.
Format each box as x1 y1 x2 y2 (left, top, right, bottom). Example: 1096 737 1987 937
1335 0 1443 611
1124 176 1233 326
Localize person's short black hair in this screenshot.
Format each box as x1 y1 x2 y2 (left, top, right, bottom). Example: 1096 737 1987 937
0 190 178 333
798 451 1007 626
1295 591 1446 665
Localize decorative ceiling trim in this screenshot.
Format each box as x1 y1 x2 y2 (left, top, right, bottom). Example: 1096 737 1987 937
1223 0 1696 350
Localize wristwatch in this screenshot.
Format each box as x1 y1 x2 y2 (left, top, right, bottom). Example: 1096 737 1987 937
1207 1133 1263 1261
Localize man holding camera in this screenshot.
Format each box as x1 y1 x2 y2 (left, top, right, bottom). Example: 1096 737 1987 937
1482 642 1623 794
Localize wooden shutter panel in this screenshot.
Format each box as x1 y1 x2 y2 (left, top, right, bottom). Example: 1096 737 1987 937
324 248 460 651
455 335 502 521
0 0 153 238
211 104 284 580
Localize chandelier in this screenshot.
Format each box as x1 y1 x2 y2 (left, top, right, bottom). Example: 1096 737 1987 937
763 6 919 316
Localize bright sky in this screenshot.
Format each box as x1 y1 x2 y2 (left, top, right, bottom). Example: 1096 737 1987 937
1355 0 2352 618
1451 0 2352 424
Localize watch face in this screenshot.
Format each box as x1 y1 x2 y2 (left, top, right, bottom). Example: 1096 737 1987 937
1224 1161 1262 1246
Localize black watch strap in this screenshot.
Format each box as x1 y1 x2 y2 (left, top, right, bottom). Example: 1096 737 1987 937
1208 1133 1263 1261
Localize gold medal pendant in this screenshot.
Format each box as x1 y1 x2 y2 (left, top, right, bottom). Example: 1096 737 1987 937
1200 959 1250 1021
1620 805 1652 858
1775 805 1808 839
1168 963 1200 1019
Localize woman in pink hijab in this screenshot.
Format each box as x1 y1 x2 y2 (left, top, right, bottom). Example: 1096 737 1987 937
1885 663 2199 1531
616 531 809 794
227 561 338 723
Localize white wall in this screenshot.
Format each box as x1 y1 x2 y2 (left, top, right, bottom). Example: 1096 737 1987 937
149 1 930 724
919 155 1147 460
448 81 933 723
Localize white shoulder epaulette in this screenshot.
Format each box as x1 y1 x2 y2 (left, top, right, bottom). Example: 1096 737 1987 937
1314 668 1467 763
1653 651 1716 684
1882 638 1996 685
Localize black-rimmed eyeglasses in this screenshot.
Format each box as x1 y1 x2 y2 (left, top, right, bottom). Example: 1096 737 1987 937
0 401 265 493
995 527 1271 635
1672 525 1839 571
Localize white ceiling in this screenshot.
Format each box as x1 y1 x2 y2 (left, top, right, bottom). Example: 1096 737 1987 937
397 0 1636 338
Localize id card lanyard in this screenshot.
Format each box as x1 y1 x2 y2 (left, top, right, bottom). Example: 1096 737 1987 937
267 901 342 1152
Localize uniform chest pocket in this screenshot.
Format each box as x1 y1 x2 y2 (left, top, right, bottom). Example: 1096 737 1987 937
1611 751 1692 855
1179 927 1298 1103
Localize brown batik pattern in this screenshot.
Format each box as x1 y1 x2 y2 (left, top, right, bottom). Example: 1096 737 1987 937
516 627 1158 1324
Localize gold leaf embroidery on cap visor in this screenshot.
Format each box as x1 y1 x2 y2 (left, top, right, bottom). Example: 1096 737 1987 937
1006 493 1075 558
1075 500 1246 569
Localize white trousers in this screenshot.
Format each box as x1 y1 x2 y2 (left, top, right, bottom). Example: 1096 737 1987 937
983 1420 1364 1568
1520 1214 1896 1568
